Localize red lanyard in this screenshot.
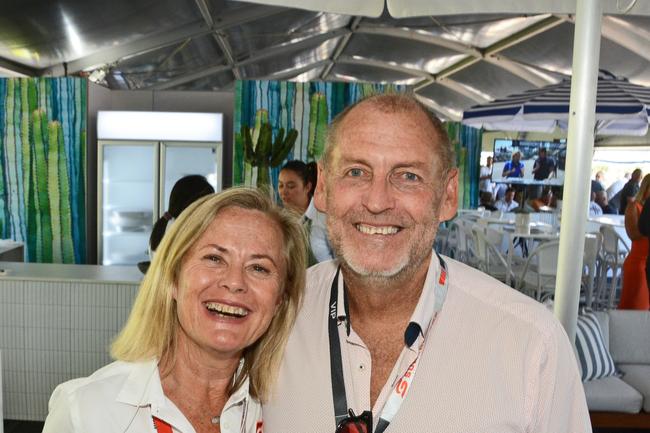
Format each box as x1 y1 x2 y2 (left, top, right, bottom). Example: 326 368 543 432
153 417 173 433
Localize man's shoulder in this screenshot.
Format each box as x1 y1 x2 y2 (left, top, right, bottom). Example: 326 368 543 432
443 257 556 332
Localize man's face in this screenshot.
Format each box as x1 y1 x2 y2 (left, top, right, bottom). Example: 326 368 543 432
487 156 492 166
314 104 458 280
513 153 520 163
505 191 514 203
539 150 546 159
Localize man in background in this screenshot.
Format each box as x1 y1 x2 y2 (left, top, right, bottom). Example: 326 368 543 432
479 155 494 196
264 94 591 433
495 187 519 212
619 168 643 215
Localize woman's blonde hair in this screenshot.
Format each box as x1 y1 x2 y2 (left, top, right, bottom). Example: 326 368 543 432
111 187 307 401
634 173 650 204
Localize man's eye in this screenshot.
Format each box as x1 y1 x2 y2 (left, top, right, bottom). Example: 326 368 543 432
402 172 419 181
347 168 363 177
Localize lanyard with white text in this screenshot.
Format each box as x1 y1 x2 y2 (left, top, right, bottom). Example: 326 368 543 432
328 254 449 433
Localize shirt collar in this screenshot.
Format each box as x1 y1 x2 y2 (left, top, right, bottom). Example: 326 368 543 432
115 358 251 410
116 359 163 407
335 253 445 349
304 198 318 220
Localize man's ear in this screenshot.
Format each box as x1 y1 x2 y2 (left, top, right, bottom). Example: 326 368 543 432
314 162 327 213
438 168 459 221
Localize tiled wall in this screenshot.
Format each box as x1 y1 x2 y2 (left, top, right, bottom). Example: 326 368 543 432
0 279 138 420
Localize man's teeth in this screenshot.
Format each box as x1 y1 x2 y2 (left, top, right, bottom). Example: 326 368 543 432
356 224 399 235
204 302 248 317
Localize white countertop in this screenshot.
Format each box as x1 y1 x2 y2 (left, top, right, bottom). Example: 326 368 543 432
0 262 143 283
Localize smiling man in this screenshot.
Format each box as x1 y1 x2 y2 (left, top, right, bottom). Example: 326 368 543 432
264 94 591 433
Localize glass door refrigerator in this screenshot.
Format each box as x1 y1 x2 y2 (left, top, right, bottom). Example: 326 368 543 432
97 111 223 266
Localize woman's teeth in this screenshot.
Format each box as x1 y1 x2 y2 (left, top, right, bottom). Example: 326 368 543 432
204 302 248 317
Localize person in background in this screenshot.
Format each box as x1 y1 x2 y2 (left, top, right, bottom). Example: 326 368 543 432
502 151 524 178
264 93 590 433
479 191 498 211
532 147 556 181
139 175 215 273
479 156 494 195
607 172 630 200
588 192 603 217
590 171 605 196
279 160 333 264
43 188 307 433
494 187 519 212
619 168 643 215
639 192 650 289
595 190 617 214
527 187 556 212
620 174 650 310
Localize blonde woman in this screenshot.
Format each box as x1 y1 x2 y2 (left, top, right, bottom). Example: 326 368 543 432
43 188 307 432
620 174 650 310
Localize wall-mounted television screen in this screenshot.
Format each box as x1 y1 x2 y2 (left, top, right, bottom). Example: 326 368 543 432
492 138 567 186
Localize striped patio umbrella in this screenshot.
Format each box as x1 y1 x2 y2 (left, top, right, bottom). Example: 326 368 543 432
462 71 650 136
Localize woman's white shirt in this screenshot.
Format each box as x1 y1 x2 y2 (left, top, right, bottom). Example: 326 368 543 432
42 359 263 433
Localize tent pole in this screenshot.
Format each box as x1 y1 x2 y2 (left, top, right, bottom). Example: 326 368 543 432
554 0 603 342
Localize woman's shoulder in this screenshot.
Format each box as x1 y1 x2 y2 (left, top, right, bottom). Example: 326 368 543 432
50 360 155 407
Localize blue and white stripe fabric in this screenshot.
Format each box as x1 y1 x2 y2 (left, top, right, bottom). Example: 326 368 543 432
462 70 650 136
574 312 617 382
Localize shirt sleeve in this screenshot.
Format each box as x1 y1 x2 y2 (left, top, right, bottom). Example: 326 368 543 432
528 320 592 433
42 383 79 433
639 199 650 236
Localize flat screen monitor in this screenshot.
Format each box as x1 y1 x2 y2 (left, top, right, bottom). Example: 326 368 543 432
492 138 566 186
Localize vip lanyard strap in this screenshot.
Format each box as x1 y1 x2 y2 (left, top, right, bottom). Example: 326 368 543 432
328 254 449 433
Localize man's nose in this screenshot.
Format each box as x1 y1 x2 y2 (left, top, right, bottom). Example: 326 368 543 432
361 177 395 214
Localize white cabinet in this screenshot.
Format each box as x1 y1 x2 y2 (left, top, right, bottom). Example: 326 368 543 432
97 112 223 266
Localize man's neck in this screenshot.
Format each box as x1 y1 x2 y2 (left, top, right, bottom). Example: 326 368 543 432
342 259 430 325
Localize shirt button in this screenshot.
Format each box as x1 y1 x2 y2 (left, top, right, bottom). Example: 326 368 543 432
223 422 230 430
359 363 366 371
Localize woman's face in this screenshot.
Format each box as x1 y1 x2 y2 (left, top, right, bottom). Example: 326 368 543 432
278 169 311 213
174 206 285 361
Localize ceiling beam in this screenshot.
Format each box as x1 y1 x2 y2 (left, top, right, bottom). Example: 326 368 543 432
0 56 38 77
267 59 331 81
237 27 349 67
321 16 362 80
435 77 492 103
337 55 432 80
414 94 462 121
355 23 480 56
193 0 241 80
43 5 286 76
483 54 557 87
146 27 347 90
149 64 232 90
600 16 650 62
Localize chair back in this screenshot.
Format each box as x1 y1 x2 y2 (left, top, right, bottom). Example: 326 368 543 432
599 225 629 260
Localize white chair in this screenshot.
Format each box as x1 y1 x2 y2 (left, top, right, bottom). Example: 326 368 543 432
582 232 602 309
515 240 560 301
596 225 630 309
447 219 478 266
472 226 521 284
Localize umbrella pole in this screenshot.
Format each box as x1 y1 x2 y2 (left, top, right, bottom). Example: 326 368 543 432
554 0 603 343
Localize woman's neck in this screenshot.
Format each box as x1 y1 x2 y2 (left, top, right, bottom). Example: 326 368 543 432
160 333 242 416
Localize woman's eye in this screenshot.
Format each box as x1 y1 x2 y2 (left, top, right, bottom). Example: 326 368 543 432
251 264 270 274
204 254 223 263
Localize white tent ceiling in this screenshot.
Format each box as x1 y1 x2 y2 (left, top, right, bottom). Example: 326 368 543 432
0 0 649 121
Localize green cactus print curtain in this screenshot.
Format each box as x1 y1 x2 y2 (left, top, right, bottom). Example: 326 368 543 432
445 122 481 210
233 80 406 189
0 77 86 263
